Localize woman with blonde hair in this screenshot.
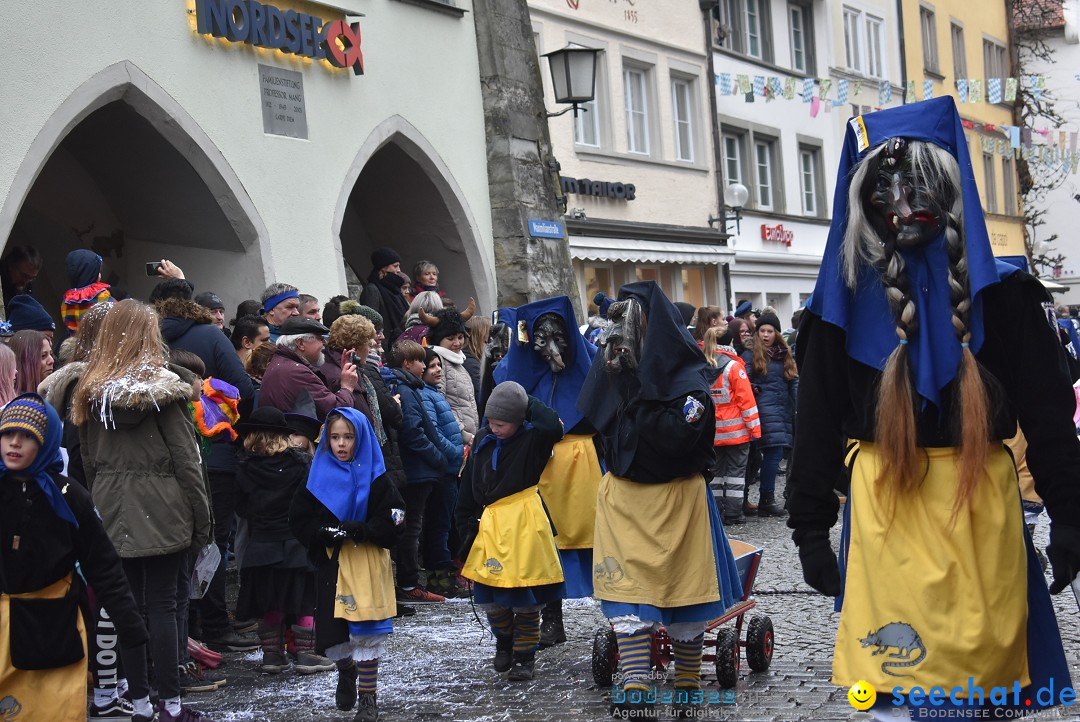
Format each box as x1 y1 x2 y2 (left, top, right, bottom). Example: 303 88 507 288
739 312 796 517
463 314 490 405
72 299 213 722
0 343 16 408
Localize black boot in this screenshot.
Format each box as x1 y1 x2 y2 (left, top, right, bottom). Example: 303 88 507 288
758 492 787 517
507 652 535 681
354 691 378 722
493 635 513 673
335 659 358 711
538 600 566 648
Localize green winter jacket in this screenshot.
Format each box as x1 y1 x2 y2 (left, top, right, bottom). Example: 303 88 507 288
78 366 212 558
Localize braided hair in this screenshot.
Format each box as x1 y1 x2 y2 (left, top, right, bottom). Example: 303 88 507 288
843 140 992 511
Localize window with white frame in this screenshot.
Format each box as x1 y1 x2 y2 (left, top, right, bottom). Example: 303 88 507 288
573 91 601 148
722 132 745 187
789 4 809 73
950 22 966 80
843 7 886 78
982 151 997 213
799 146 821 215
1002 155 1017 215
623 66 650 154
755 138 776 210
920 6 939 73
983 38 1008 83
713 0 773 61
671 77 695 162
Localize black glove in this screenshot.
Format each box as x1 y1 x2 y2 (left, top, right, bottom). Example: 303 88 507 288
796 530 842 597
314 526 347 546
341 522 366 542
1047 523 1080 594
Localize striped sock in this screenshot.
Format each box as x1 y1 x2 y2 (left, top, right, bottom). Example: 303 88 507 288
356 658 378 694
513 611 540 655
487 608 514 640
616 631 652 689
672 634 704 689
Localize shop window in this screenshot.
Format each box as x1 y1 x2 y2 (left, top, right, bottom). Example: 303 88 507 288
623 65 652 155
1002 155 1016 215
920 5 939 74
951 21 966 81
681 267 706 309
713 0 773 62
585 265 615 313
982 151 997 213
671 77 695 162
635 266 660 283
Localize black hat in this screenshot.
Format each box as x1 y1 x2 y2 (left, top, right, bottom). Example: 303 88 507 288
371 247 401 270
284 413 322 442
235 406 294 436
194 291 225 311
756 312 782 334
734 300 754 318
420 298 476 346
279 317 329 337
7 294 56 333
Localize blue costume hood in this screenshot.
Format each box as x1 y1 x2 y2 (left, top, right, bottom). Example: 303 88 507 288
808 96 1017 406
493 296 595 431
306 407 386 523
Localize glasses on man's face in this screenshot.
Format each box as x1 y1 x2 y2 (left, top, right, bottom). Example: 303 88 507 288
12 263 38 285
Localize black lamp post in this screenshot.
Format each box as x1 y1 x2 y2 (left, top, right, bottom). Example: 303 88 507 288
543 46 600 118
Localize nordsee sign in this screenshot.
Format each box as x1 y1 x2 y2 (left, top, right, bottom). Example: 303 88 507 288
194 0 365 75
528 220 565 239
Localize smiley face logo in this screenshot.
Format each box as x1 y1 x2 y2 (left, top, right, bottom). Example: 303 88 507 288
848 680 877 710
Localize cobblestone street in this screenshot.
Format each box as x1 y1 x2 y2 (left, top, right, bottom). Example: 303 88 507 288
195 477 1080 722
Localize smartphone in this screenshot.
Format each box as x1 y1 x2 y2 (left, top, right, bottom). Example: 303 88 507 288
350 352 363 367
145 261 162 276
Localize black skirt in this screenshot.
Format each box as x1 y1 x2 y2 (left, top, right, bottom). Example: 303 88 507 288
236 539 316 619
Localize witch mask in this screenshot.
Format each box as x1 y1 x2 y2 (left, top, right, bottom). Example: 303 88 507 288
859 138 956 250
600 299 645 375
486 322 510 364
532 313 570 373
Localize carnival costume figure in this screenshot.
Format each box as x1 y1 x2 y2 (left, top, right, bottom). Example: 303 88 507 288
493 296 602 647
577 281 743 719
789 97 1080 715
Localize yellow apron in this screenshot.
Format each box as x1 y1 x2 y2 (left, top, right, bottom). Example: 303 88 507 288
463 486 564 588
327 543 396 622
538 434 601 550
592 472 720 608
0 574 88 722
835 442 1028 694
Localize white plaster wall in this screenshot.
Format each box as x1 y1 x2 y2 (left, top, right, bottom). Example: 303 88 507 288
530 3 719 229
1024 31 1080 303
0 0 495 311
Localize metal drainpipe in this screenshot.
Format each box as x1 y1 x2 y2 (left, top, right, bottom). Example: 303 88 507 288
700 0 734 309
896 0 907 99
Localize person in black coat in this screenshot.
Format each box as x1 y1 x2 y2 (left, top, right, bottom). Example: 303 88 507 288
288 407 405 720
0 394 151 721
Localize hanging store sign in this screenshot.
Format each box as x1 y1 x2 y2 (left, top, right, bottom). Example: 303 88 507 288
560 176 637 200
761 224 793 246
194 0 364 75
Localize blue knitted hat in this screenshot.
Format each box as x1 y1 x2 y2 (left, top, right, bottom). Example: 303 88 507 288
0 394 49 444
7 294 55 333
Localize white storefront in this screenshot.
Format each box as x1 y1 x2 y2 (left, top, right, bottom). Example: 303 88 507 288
0 0 495 321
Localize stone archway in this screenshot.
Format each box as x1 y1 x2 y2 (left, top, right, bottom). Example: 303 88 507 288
0 61 271 320
331 115 495 313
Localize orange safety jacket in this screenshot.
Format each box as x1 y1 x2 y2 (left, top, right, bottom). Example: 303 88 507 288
709 346 761 446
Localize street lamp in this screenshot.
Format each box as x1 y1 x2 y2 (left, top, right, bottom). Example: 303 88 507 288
709 182 750 234
543 46 600 118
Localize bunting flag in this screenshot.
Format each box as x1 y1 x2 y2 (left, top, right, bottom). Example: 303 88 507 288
737 74 751 95
802 78 814 102
836 79 849 104
768 76 784 98
957 78 969 104
853 80 864 97
905 80 916 104
783 77 796 100
988 78 1003 104
969 79 984 103
818 78 832 100
1005 77 1018 102
923 79 934 100
879 79 891 105
718 73 732 96
753 76 766 96
810 95 821 117
1010 126 1021 148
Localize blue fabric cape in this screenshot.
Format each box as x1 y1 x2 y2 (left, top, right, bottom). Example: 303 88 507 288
306 407 386 523
493 296 595 431
808 96 1017 406
0 393 78 527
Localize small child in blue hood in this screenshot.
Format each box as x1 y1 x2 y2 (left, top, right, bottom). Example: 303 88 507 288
60 249 112 333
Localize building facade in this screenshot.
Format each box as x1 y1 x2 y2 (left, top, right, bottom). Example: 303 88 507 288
898 0 1026 259
0 0 497 321
529 0 735 316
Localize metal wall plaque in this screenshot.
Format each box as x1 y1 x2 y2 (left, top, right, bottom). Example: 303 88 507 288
259 64 308 139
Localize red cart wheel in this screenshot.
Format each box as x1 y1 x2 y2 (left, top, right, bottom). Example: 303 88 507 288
746 615 774 672
714 627 740 688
